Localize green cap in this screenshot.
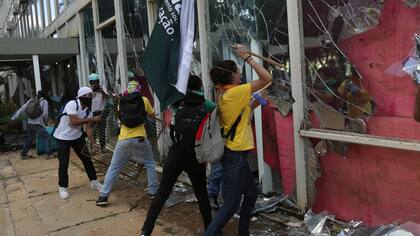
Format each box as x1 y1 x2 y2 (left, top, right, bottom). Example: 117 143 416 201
128 71 135 79
89 73 99 81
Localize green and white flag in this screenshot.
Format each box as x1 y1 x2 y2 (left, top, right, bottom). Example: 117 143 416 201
142 0 195 109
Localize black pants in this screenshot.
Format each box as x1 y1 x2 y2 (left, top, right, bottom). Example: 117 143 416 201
57 136 97 187
141 146 212 234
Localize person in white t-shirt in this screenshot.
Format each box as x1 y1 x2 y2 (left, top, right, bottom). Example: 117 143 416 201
53 87 103 200
89 73 108 151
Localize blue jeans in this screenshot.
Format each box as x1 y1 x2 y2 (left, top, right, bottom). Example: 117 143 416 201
204 148 258 236
100 137 158 197
207 161 223 197
22 124 51 156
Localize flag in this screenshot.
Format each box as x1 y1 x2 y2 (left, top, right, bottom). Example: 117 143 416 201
142 0 195 110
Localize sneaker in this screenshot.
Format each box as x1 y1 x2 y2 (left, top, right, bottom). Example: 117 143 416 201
90 180 102 191
59 187 69 199
140 230 151 236
96 196 109 206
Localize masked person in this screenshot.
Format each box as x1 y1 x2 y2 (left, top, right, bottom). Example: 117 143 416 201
95 80 158 206
204 44 272 236
53 87 102 199
89 73 108 151
140 75 214 236
11 90 53 159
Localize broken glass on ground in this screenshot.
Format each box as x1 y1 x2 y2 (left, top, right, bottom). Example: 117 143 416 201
164 193 186 208
304 209 334 235
253 194 289 214
174 182 187 193
184 194 197 203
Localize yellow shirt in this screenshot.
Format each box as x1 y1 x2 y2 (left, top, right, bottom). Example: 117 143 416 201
118 97 154 141
218 83 254 151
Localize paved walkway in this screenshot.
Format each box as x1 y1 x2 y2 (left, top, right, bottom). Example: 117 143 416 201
0 150 210 236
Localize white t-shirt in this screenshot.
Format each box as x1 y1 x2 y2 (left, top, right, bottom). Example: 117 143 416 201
53 99 93 141
91 91 106 113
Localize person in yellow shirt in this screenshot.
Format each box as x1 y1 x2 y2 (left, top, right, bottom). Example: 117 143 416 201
96 80 158 206
204 44 272 236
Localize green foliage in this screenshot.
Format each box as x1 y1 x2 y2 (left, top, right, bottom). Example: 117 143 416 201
0 100 17 117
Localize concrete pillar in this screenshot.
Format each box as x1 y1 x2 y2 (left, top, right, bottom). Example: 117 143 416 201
33 55 42 92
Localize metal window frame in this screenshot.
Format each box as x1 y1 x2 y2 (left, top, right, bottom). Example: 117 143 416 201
287 0 308 212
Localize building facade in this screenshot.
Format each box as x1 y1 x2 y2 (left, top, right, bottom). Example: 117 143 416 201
2 0 420 226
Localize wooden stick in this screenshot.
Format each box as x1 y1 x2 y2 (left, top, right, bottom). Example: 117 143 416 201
247 51 285 69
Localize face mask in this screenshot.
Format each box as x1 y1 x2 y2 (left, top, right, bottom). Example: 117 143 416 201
79 97 92 110
91 83 100 91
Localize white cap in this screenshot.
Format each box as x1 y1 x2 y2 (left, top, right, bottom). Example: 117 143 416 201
76 87 93 98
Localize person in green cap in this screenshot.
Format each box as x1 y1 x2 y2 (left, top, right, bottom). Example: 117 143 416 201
89 73 108 151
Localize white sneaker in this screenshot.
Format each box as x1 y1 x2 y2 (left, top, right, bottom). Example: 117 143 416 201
90 180 102 191
59 187 69 199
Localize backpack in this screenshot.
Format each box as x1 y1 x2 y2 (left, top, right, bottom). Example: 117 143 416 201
25 99 42 119
118 93 147 128
194 105 243 163
171 101 207 153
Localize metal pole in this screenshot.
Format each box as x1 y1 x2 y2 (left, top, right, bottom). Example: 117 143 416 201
34 0 40 36
55 0 59 16
250 39 274 193
33 55 42 92
196 0 211 99
39 0 46 29
46 0 52 24
287 0 308 212
114 0 128 92
27 3 33 37
22 12 27 37
92 0 105 84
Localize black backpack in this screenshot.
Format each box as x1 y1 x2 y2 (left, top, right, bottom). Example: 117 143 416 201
171 101 207 152
118 93 147 128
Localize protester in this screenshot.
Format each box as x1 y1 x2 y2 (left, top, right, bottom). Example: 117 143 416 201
140 75 214 236
89 73 108 151
11 90 53 159
204 44 272 236
53 87 102 199
95 80 158 206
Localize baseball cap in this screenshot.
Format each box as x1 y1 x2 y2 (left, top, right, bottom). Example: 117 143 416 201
76 87 93 98
89 73 99 82
128 71 135 79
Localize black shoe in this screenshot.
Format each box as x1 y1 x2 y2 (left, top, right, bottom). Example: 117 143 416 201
140 230 151 236
95 196 108 206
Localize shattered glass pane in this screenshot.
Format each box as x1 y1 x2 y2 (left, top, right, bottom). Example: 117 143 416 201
83 5 96 75
405 0 420 8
